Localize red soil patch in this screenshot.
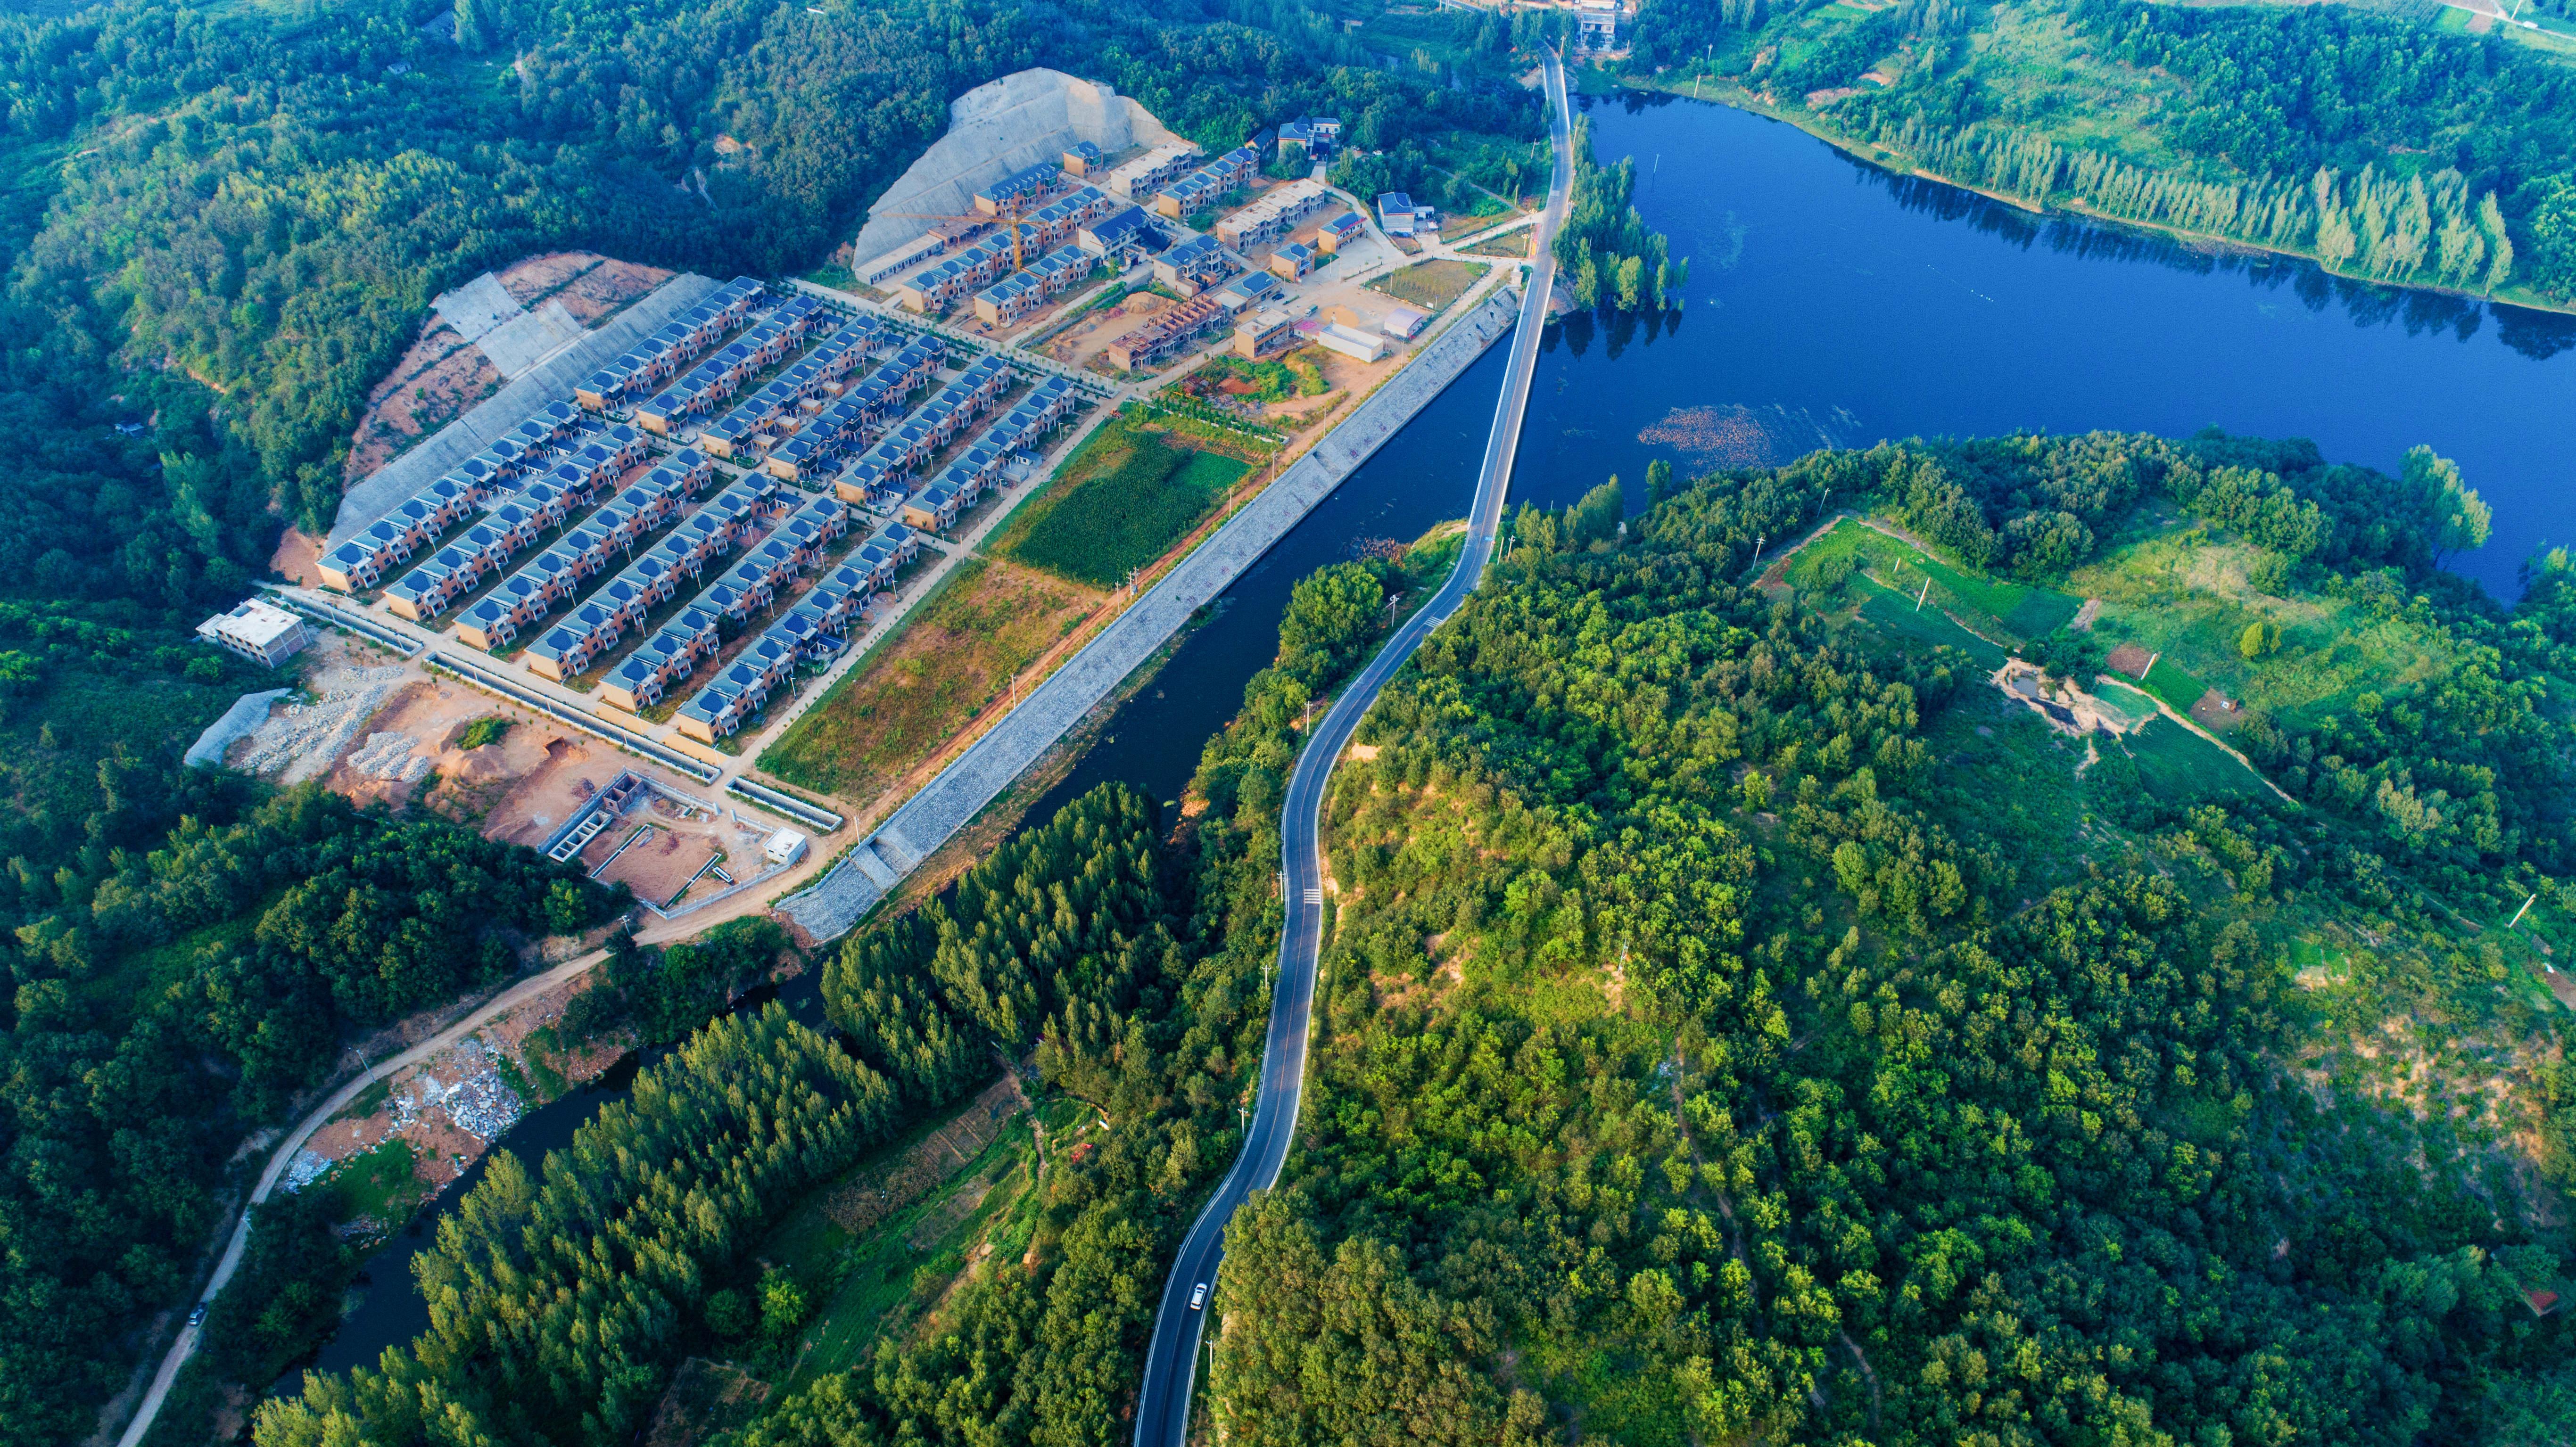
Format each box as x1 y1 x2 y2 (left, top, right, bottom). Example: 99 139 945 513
2105 642 2154 678
271 527 324 586
2190 688 2240 733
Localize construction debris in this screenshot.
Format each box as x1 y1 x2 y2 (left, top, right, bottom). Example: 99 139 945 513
233 663 412 782
346 731 435 784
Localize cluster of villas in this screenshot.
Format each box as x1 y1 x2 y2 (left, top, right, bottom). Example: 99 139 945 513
447 450 726 649
891 183 1125 316
631 293 833 434
510 476 834 680
571 276 768 414
760 334 947 484
1151 146 1260 221
322 400 669 596
696 312 888 461
830 354 1058 513
1110 268 1287 371
884 374 1081 530
667 513 926 741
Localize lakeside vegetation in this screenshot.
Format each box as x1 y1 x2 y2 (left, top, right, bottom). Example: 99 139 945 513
1197 427 2576 1442
1624 0 2576 308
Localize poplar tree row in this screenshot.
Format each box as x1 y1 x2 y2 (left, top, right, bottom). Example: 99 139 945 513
253 1007 895 1447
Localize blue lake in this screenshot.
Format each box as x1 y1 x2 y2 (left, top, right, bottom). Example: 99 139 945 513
297 85 2576 1382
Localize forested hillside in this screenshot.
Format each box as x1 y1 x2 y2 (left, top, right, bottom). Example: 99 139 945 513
0 782 618 1446
1627 0 2576 306
0 1 1547 1437
1191 431 2576 1443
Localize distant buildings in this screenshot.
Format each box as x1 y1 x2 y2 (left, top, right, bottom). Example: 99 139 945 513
1269 241 1316 281
1377 191 1419 238
1216 177 1332 249
1276 116 1343 160
1077 206 1156 260
1109 295 1230 371
1233 306 1300 359
1061 140 1105 175
1317 321 1388 363
196 600 310 667
1152 234 1238 297
1317 210 1365 254
974 161 1065 214
1102 143 1202 205
1153 147 1259 220
1575 0 1618 49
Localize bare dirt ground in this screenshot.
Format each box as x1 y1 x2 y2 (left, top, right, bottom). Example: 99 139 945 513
586 811 723 909
499 251 673 324
483 734 613 851
291 965 634 1200
2190 687 2242 733
2105 641 2155 677
345 320 503 479
343 252 673 478
1045 289 1175 369
271 527 324 586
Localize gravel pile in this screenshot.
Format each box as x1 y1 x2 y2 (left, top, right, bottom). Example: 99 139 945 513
234 665 412 783
387 1039 526 1143
280 1148 334 1194
346 731 433 783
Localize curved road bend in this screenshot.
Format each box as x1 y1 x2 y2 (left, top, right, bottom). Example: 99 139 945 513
1129 51 1575 1447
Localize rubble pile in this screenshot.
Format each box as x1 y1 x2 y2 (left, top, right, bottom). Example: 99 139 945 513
234 665 412 782
386 1039 527 1142
347 731 434 783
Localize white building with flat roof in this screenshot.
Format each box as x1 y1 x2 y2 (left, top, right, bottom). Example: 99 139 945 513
196 599 312 667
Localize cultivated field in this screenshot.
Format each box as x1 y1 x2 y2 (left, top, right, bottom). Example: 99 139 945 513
758 558 1100 804
992 413 1250 589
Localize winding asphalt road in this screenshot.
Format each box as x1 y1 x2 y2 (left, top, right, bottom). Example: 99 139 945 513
1127 50 1574 1447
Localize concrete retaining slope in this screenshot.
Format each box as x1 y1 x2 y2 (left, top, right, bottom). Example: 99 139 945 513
778 288 1523 942
327 272 720 547
850 68 1182 263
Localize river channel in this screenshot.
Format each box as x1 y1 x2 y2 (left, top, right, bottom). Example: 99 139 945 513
297 88 2576 1387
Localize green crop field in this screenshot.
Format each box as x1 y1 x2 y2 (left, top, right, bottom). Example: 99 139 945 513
1789 517 2080 645
995 414 1248 588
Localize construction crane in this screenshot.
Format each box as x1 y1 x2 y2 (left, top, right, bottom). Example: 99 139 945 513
876 192 1042 271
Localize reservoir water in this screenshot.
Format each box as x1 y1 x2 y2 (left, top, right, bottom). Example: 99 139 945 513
296 88 2576 1384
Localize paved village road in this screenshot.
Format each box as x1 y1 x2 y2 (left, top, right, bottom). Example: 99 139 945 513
1125 49 1574 1447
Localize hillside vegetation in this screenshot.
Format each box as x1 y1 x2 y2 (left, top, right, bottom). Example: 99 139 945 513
1627 0 2576 310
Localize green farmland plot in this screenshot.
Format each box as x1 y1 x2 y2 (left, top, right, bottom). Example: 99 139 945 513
995 413 1249 588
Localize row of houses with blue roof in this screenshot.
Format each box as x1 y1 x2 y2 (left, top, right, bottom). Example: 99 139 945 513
892 235 1018 315
696 312 885 462
1151 146 1260 221
573 276 765 412
973 244 1097 327
528 481 849 685
322 403 625 593
828 354 1014 510
452 451 722 651
634 293 829 435
671 512 921 740
761 335 947 485
896 375 1080 530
